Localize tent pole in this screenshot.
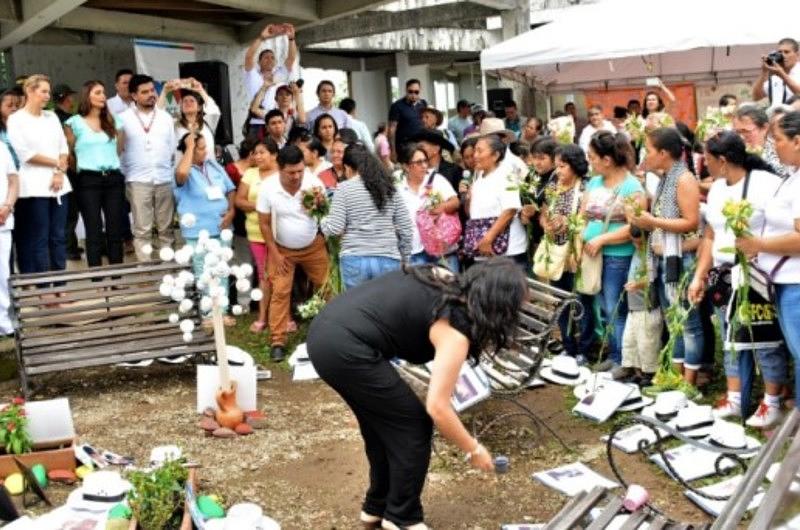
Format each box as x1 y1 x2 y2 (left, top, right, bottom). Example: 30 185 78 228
545 91 551 120
482 70 488 109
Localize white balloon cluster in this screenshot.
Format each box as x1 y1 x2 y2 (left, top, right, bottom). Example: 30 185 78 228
155 220 258 343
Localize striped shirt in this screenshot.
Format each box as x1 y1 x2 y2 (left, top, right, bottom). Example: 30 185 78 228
321 175 413 260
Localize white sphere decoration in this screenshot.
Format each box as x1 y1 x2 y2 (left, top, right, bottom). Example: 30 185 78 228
250 288 263 301
200 296 213 313
141 243 154 256
214 263 230 278
230 265 241 278
173 277 187 290
180 213 197 228
196 279 207 290
159 247 175 262
170 287 186 302
214 286 228 298
236 278 251 293
239 263 254 278
206 239 221 253
181 244 194 256
204 253 220 268
168 313 180 324
162 274 175 285
198 229 210 242
194 239 207 254
159 283 173 297
179 319 195 333
178 299 194 313
182 332 193 343
182 272 195 286
175 250 191 266
218 295 230 309
220 247 234 262
231 304 243 316
200 271 212 284
220 229 233 242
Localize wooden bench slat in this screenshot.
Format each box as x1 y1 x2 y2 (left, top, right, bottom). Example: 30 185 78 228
544 489 589 530
26 345 215 375
14 284 167 308
24 325 184 355
12 271 178 299
647 515 669 530
618 510 649 530
549 486 608 530
21 319 195 348
17 294 170 320
18 313 168 340
18 301 176 328
25 333 214 367
10 261 185 286
586 496 624 529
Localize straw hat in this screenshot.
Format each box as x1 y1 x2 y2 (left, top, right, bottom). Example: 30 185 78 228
478 117 516 141
674 405 715 439
66 471 131 512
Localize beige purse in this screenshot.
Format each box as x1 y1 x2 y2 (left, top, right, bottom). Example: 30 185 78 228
532 184 581 282
577 186 620 295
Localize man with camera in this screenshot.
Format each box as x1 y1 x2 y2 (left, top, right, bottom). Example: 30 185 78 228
753 38 800 108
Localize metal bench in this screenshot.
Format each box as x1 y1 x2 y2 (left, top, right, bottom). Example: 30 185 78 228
10 261 215 397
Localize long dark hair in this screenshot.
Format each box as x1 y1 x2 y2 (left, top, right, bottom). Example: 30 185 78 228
77 80 117 140
641 90 665 118
343 143 395 210
589 130 632 168
313 113 338 141
705 130 774 173
178 90 206 131
408 259 527 362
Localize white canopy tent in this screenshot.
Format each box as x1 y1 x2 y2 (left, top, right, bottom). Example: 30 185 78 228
480 0 800 93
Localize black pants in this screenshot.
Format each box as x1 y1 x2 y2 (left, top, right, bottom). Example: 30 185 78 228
307 319 433 526
65 170 81 255
75 169 126 267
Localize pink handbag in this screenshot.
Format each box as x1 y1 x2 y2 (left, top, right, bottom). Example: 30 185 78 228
415 173 462 257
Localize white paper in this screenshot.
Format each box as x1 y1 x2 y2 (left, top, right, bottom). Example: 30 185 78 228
572 380 633 423
288 343 309 368
766 462 800 494
501 525 545 530
33 506 108 529
451 364 491 412
532 462 619 497
25 398 75 448
650 443 741 482
293 361 319 381
684 475 764 516
601 423 669 454
196 365 257 413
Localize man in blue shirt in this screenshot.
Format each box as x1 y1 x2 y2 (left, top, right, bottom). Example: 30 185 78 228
387 78 427 161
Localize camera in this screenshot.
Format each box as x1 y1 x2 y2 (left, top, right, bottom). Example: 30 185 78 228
295 79 304 89
765 50 784 66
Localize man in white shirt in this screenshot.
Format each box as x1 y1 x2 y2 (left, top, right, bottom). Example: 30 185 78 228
447 99 472 145
257 145 328 361
107 69 135 116
305 80 351 130
244 23 298 136
753 38 800 109
118 74 176 261
338 98 374 153
578 105 617 153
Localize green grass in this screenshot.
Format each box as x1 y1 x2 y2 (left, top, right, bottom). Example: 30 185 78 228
225 312 310 367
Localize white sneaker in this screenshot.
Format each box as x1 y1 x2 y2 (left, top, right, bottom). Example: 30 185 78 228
360 511 381 529
712 396 741 419
745 401 783 429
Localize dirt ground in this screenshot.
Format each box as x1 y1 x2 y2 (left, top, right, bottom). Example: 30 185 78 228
0 325 721 530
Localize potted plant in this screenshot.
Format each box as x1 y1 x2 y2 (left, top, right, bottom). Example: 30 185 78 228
126 459 192 530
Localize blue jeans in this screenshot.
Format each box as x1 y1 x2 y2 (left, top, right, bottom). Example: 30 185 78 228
599 255 631 365
775 284 800 409
551 272 595 358
714 305 788 384
340 255 401 291
410 251 459 272
656 253 705 369
15 195 69 276
185 236 230 314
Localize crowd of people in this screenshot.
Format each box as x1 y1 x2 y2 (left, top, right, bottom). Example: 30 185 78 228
0 19 796 530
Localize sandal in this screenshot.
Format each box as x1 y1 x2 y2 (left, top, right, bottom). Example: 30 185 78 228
287 320 298 333
223 315 236 327
249 320 267 333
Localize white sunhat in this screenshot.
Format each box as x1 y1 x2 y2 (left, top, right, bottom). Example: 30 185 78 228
652 390 690 422
674 405 715 439
706 419 762 454
615 384 655 412
539 355 591 386
66 471 131 512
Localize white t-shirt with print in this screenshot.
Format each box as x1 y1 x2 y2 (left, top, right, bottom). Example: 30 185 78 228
759 168 800 283
397 172 457 255
762 63 800 108
704 170 782 266
255 172 324 249
469 164 527 257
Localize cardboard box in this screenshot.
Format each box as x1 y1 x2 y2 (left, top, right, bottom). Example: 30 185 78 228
0 441 75 478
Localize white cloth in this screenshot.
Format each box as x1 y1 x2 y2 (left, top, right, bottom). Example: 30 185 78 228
469 164 527 257
762 63 800 108
256 172 324 249
578 120 617 153
7 109 70 199
244 65 292 125
348 116 375 153
306 105 351 130
174 94 221 161
397 172 457 254
107 94 134 116
119 107 176 185
759 168 800 283
499 147 529 184
0 231 11 334
704 170 781 266
0 143 15 232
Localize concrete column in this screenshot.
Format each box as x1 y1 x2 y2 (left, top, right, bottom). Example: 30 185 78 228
499 0 535 120
395 51 433 106
351 69 390 134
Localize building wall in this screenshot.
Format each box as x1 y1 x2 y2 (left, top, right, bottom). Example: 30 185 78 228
350 69 389 134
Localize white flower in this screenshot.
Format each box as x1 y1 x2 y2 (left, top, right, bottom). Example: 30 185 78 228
175 249 191 266
158 283 172 297
236 278 251 293
178 299 194 314
250 288 263 301
230 265 241 278
200 296 213 313
168 313 180 324
220 229 233 242
204 253 220 268
239 263 254 278
180 213 197 228
220 247 234 262
231 305 243 316
173 277 187 290
159 247 175 262
162 274 175 285
182 332 193 343
179 319 195 333
170 287 186 302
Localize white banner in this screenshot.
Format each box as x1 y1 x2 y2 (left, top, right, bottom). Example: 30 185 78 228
133 39 196 84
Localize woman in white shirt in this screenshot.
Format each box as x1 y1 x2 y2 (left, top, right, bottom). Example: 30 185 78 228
398 144 460 271
7 74 71 280
465 135 527 268
159 79 220 160
688 131 787 428
736 111 800 414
